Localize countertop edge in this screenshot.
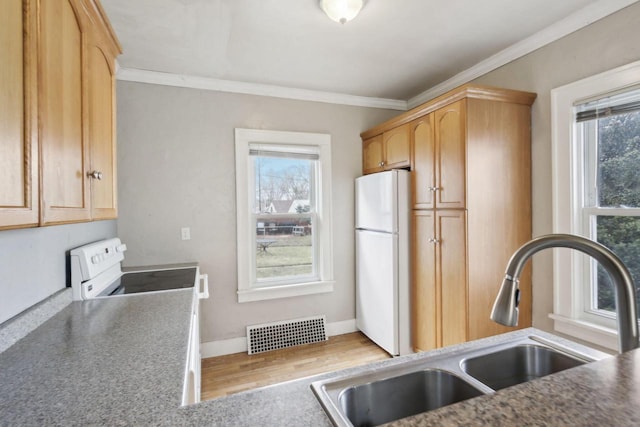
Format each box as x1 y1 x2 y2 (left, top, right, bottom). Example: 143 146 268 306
0 287 72 353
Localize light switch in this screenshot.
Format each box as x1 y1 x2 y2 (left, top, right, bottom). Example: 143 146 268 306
181 227 191 241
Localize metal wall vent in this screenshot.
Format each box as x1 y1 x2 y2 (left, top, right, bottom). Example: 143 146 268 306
246 316 327 355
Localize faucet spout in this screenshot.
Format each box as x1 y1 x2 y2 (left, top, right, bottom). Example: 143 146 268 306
490 234 639 353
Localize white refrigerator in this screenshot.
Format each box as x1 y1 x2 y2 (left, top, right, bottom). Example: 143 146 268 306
355 169 411 356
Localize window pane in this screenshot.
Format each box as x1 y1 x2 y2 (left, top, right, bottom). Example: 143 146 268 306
253 156 312 214
252 154 315 283
255 216 313 281
594 216 640 314
597 111 640 208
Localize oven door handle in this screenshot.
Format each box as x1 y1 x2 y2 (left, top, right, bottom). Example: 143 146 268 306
198 274 209 299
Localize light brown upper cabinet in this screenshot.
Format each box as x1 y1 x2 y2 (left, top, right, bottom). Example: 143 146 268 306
411 101 466 210
433 101 466 209
362 123 411 174
362 134 384 174
87 33 119 220
1 0 121 229
383 123 411 169
0 0 38 230
39 0 91 224
410 114 435 210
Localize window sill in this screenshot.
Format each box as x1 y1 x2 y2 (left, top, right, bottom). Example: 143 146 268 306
237 280 334 303
549 313 618 351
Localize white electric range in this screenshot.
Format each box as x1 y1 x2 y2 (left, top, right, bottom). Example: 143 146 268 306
69 237 208 405
70 238 208 301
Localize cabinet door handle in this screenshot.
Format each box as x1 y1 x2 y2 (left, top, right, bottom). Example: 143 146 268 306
428 237 440 244
87 170 103 180
428 186 439 192
379 161 385 167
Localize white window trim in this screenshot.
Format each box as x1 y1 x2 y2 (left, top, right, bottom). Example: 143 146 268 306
551 59 640 351
235 128 334 303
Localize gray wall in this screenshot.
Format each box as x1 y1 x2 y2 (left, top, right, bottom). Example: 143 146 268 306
116 2 640 344
115 82 396 343
472 2 640 331
0 220 117 324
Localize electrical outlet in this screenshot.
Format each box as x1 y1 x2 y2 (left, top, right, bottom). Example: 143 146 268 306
181 227 191 241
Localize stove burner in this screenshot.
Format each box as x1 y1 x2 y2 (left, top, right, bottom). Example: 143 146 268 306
105 268 197 296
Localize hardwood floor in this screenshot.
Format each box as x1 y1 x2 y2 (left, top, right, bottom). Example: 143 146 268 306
201 332 390 400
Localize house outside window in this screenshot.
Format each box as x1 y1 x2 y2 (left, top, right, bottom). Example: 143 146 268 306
551 60 640 350
235 129 334 303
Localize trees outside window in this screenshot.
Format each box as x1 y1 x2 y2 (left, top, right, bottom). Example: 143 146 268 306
583 111 640 313
551 61 640 350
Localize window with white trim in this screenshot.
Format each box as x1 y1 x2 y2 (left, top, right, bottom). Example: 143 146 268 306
577 90 640 322
551 60 640 350
235 129 334 303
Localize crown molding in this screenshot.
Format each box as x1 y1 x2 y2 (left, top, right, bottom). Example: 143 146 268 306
116 67 408 111
407 0 639 109
115 0 636 112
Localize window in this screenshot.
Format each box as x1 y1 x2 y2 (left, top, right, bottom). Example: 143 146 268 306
235 129 334 303
578 93 640 320
551 60 640 350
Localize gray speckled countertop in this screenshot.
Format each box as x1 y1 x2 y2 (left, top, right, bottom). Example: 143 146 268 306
0 291 193 425
0 290 334 426
1 292 640 426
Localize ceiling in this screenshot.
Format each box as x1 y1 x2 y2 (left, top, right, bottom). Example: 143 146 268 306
101 0 635 107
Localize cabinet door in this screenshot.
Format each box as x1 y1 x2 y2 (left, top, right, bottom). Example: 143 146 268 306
362 134 384 174
383 123 410 169
411 114 435 209
437 210 467 347
0 0 38 229
411 210 438 352
87 43 117 219
435 100 466 209
40 0 91 224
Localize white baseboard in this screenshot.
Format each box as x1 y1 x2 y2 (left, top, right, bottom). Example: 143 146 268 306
325 318 357 337
200 336 248 358
200 318 358 358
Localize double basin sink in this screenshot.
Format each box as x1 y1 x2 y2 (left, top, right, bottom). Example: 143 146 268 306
311 334 610 427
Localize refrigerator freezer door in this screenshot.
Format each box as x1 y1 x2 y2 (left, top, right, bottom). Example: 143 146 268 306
356 229 399 355
356 171 397 233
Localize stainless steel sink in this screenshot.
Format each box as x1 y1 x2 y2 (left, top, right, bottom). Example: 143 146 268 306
460 344 586 391
339 369 484 427
311 334 610 427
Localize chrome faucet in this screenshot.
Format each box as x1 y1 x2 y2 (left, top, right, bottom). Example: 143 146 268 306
490 234 639 353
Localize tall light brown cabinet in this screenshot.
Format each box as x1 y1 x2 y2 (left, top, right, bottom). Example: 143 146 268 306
0 0 120 230
361 85 536 352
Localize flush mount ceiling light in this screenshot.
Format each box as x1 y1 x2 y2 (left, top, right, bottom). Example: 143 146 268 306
319 0 364 24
